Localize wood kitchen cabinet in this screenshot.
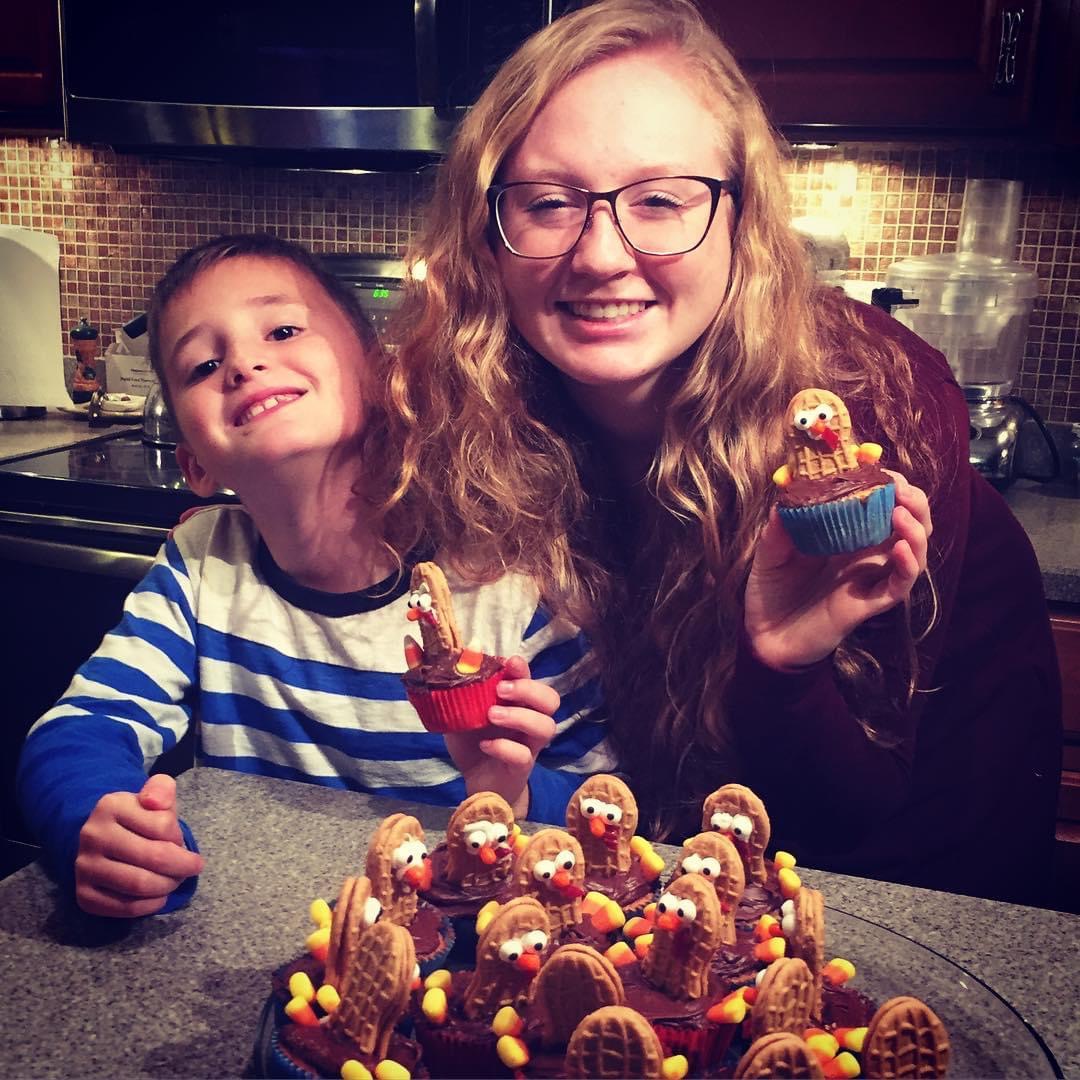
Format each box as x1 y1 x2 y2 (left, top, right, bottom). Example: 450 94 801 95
0 0 63 133
1050 606 1080 912
701 0 1043 136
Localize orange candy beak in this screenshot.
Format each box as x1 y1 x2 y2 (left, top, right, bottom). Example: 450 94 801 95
516 952 542 974
656 911 681 932
406 608 421 621
552 869 572 890
404 858 433 891
589 817 607 838
479 845 498 865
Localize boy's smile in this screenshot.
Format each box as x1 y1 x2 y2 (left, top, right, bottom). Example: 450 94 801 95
158 255 368 496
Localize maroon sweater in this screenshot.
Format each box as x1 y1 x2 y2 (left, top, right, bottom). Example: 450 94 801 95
730 301 1062 906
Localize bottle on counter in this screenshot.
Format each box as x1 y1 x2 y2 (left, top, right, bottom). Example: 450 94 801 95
70 318 101 404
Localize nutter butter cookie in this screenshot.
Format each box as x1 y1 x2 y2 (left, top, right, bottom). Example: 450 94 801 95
528 943 626 1048
748 956 816 1040
566 774 662 911
863 996 951 1078
511 827 587 933
701 784 771 887
401 561 506 732
324 875 381 992
364 812 453 974
564 1005 668 1079
641 872 724 1002
734 1031 825 1078
772 387 896 555
675 831 745 946
463 896 552 1018
782 887 826 1018
274 921 421 1078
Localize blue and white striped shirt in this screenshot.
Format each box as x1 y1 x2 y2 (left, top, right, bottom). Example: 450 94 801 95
17 506 613 905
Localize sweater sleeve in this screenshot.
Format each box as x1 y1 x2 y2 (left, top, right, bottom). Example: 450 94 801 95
729 303 973 841
15 534 203 909
517 603 616 824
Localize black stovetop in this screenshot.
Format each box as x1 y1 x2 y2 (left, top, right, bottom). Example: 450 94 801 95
0 431 236 528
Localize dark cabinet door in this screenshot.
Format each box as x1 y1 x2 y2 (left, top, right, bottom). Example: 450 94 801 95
700 0 1041 135
0 0 62 131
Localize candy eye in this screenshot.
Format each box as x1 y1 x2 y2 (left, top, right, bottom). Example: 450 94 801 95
407 590 420 609
656 891 677 913
417 592 432 612
533 858 557 882
781 899 796 936
674 899 698 923
711 811 733 832
522 929 549 952
556 849 576 871
499 937 524 964
581 798 602 817
816 404 835 422
363 897 382 926
392 838 428 870
467 824 491 851
731 815 753 842
755 967 767 986
699 857 722 878
602 802 622 824
486 822 509 844
682 853 703 874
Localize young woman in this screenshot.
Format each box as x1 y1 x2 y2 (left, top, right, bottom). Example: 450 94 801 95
375 0 1062 904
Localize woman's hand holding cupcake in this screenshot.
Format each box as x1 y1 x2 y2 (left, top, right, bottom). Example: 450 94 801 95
443 654 559 817
744 471 933 671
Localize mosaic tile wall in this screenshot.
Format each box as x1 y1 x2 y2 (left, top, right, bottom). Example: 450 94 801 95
1 136 1078 421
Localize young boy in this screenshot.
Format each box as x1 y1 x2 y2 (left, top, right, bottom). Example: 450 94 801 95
16 235 612 919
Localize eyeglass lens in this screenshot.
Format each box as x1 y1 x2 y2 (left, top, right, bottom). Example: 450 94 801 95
497 177 718 258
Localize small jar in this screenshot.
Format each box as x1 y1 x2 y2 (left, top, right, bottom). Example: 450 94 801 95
70 318 101 404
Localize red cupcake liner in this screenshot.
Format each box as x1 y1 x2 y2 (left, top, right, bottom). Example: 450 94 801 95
406 663 505 733
651 1018 736 1073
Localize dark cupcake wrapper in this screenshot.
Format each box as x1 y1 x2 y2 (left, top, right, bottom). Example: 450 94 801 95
418 915 457 977
269 1028 319 1080
778 481 896 556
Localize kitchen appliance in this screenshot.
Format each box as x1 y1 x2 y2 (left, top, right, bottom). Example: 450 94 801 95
882 180 1056 487
60 0 570 169
0 431 239 849
0 228 71 417
141 382 182 448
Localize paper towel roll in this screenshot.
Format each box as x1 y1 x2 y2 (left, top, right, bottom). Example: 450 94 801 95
0 227 72 407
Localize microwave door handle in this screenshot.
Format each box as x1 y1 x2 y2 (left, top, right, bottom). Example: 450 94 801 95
415 0 440 106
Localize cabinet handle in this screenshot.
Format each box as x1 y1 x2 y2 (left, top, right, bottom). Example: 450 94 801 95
995 7 1024 87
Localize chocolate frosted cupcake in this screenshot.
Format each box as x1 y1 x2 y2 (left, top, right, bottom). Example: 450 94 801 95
565 774 663 914
772 388 896 556
402 561 505 732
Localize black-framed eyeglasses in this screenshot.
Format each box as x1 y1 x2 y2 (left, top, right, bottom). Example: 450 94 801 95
487 175 739 260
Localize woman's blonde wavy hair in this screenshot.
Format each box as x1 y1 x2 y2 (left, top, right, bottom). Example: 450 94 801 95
370 0 939 837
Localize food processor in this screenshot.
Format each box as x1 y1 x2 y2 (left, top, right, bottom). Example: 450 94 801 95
882 180 1055 486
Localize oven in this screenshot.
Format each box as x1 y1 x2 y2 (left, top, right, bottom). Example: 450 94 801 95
0 434 237 863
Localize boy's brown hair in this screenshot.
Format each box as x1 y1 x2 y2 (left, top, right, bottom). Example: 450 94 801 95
146 233 380 423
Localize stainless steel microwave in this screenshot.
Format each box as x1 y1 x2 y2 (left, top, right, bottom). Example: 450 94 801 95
60 0 569 169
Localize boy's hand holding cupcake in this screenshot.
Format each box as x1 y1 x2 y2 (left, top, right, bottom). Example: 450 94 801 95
402 563 559 816
745 389 932 671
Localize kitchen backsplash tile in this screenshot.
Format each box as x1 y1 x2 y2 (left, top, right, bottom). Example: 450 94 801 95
2 137 1077 421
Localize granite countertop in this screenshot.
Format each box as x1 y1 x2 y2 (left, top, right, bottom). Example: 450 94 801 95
0 408 137 463
0 768 1076 1079
1004 479 1080 605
